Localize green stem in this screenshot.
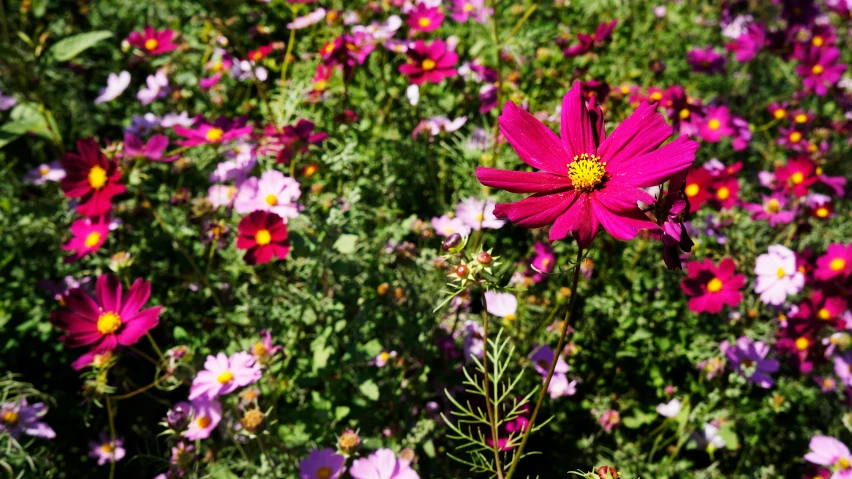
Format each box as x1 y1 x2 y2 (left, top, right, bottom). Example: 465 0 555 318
106 398 116 479
146 332 166 364
504 247 585 479
257 435 279 478
479 289 505 479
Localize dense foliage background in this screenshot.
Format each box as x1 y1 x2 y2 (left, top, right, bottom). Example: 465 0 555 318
1 0 851 478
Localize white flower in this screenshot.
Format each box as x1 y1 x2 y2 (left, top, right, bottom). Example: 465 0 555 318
754 245 805 306
406 84 419 106
287 8 326 30
95 71 131 104
656 399 682 418
137 70 169 106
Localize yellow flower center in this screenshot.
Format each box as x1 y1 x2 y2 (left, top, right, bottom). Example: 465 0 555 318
791 171 804 184
795 337 810 351
217 370 234 384
253 342 267 357
196 416 211 428
812 36 824 47
773 109 786 120
765 199 780 213
205 128 224 142
379 352 390 362
421 59 436 71
88 165 108 189
2 411 19 425
818 308 832 320
812 64 824 75
542 258 551 268
794 113 808 124
255 229 272 246
707 119 721 130
816 207 829 218
776 267 786 279
837 458 851 470
716 186 730 200
815 167 823 175
96 312 122 335
476 213 484 222
679 108 690 119
316 466 333 479
314 79 328 91
39 165 50 176
789 131 802 143
505 313 516 321
830 258 846 271
265 194 278 206
650 92 663 101
825 378 834 387
418 17 431 28
85 232 102 248
706 278 723 293
568 154 605 192
685 183 699 197
252 51 263 61
144 38 159 51
101 443 114 454
463 3 474 11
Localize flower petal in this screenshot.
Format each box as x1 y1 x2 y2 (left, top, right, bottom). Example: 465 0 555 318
598 102 673 169
607 135 699 187
498 101 570 175
476 167 573 193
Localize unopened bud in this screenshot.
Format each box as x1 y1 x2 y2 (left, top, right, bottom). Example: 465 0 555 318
442 233 462 251
455 264 469 277
477 251 492 264
377 283 390 295
596 465 619 479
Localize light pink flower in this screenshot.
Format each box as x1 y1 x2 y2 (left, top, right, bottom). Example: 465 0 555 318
189 352 262 401
233 170 301 220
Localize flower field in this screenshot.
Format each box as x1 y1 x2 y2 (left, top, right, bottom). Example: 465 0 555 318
1 0 852 478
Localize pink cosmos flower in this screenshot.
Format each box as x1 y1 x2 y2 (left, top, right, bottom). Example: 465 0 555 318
349 448 419 479
24 160 65 185
681 258 745 314
233 170 301 220
50 274 162 353
742 192 795 226
126 26 178 56
529 344 569 376
687 46 727 74
261 120 328 164
754 245 805 306
804 435 852 478
476 82 698 248
200 72 222 90
60 138 126 217
208 184 239 209
189 352 262 401
372 350 397 367
462 320 484 363
720 336 779 388
725 23 765 62
210 143 256 183
656 399 683 418
775 156 818 197
796 46 847 96
562 20 617 57
698 106 735 143
62 215 110 263
455 197 504 230
183 397 222 441
815 243 852 281
407 4 443 32
431 215 470 237
123 133 174 162
236 211 291 265
174 117 253 147
399 40 458 85
484 291 517 320
530 242 555 281
412 116 467 139
546 373 577 399
299 448 346 479
450 0 491 23
95 71 131 104
252 330 283 365
598 409 620 432
89 433 126 465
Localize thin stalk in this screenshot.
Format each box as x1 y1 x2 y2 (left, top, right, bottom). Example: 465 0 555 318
106 398 117 479
479 290 505 479
257 435 279 478
109 374 169 400
504 247 584 479
146 332 167 364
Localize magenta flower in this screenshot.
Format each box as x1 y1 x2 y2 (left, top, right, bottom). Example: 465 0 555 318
262 120 328 164
753 245 805 306
455 197 505 230
530 242 555 281
123 133 174 162
681 258 745 314
450 0 491 23
815 243 852 281
720 336 779 388
0 399 56 439
62 215 110 263
562 20 617 57
407 3 443 32
299 448 346 479
174 118 253 147
697 106 734 143
804 436 852 477
598 409 620 432
188 352 262 401
60 138 126 217
233 170 301 220
653 170 694 270
725 23 765 62
742 192 795 226
183 397 222 441
687 46 727 74
50 274 162 353
796 46 847 96
399 40 458 85
126 26 178 56
476 82 698 248
89 433 126 465
349 448 419 479
252 330 283 365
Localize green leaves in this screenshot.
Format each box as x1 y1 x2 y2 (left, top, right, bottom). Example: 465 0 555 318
358 379 380 401
0 103 60 149
332 234 359 254
47 31 113 62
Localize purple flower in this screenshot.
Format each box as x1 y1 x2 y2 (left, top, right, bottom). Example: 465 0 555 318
123 133 174 162
137 69 169 106
753 245 805 306
95 71 131 104
742 193 795 226
209 143 257 183
0 90 16 110
89 433 126 465
687 46 727 74
0 399 55 439
183 397 222 440
804 436 852 478
529 344 569 376
24 161 66 185
299 448 346 479
189 352 262 400
349 448 419 479
455 197 505 231
720 336 779 388
530 242 555 281
833 352 852 388
233 170 301 220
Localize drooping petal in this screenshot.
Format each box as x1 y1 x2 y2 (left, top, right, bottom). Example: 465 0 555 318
475 167 573 193
498 101 570 175
592 196 658 241
549 193 598 246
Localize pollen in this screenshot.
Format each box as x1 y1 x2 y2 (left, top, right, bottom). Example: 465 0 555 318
716 186 730 201
811 64 824 75
812 36 824 47
255 229 272 246
101 443 114 454
707 119 721 130
265 194 278 206
196 416 211 429
818 308 832 320
795 337 809 351
505 313 517 321
776 267 786 279
685 183 699 197
773 109 786 119
837 458 851 470
421 59 436 71
794 113 808 124
418 17 432 28
205 128 224 142
88 166 108 189
316 466 333 479
216 370 234 384
253 342 267 357
567 154 606 192
791 171 804 184
830 258 846 271
379 352 390 362
706 278 723 293
144 39 159 51
84 232 102 248
679 108 690 119
96 312 122 335
765 198 780 213
789 131 802 143
2 410 19 425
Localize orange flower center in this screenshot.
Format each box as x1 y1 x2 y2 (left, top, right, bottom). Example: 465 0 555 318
265 194 278 206
314 79 328 91
568 153 605 192
255 229 272 246
830 258 846 271
707 119 721 130
253 342 267 357
789 131 802 143
2 411 19 425
85 232 102 248
96 312 122 335
818 308 832 320
144 39 159 51
316 466 333 479
706 278 723 293
101 443 114 454
812 64 824 75
421 59 436 71
196 416 211 428
88 166 108 189
205 128 224 142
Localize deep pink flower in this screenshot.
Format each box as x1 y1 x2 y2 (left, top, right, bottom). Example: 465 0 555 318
189 352 262 400
450 0 491 23
725 23 765 62
62 215 110 263
399 40 458 85
814 243 852 281
126 26 179 56
174 117 253 147
742 192 795 226
476 82 698 248
60 138 126 217
687 46 727 74
407 4 443 32
261 120 328 164
562 20 617 57
123 133 175 162
236 211 291 265
681 258 745 314
697 106 734 143
652 169 694 270
796 46 846 96
50 274 162 352
774 155 818 197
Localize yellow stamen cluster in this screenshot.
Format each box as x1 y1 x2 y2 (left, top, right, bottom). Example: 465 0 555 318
255 229 272 246
316 466 333 479
707 119 721 130
418 17 432 28
706 278 723 293
776 267 786 279
85 232 102 248
830 258 846 271
217 370 234 384
144 39 159 51
795 337 810 351
2 411 19 425
96 312 122 335
818 308 832 321
567 154 605 192
205 128 224 142
765 198 780 214
265 194 278 206
88 166 108 189
812 64 824 75
421 59 436 71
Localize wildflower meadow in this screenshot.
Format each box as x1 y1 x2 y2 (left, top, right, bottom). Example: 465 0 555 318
2 0 852 478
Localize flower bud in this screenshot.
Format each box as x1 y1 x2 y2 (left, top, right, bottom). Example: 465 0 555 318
338 429 361 453
596 465 619 479
442 233 462 251
455 264 469 277
377 283 390 295
167 404 190 430
241 409 265 434
477 251 492 265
